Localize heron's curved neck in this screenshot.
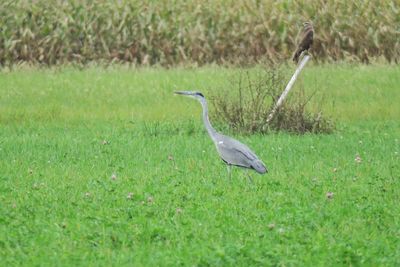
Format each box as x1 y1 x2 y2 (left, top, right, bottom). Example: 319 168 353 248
199 98 217 136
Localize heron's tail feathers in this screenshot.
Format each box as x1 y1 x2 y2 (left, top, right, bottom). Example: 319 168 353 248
251 160 268 174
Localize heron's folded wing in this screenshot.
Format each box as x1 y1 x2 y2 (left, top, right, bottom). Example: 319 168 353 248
232 146 258 161
219 138 258 160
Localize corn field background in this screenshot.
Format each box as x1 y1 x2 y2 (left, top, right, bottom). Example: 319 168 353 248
1 0 400 66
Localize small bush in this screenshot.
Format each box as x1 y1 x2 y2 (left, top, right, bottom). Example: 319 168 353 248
210 65 334 134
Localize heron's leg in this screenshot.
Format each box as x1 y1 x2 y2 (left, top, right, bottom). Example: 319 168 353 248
246 170 254 184
226 165 232 180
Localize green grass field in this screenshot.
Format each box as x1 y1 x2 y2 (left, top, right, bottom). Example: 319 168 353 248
0 64 399 266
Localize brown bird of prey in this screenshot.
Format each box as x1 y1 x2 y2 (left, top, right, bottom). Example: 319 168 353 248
293 21 314 63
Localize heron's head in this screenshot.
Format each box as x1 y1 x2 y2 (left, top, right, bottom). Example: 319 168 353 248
174 91 205 100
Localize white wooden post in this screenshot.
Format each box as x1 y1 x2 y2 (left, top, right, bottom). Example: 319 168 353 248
266 55 311 124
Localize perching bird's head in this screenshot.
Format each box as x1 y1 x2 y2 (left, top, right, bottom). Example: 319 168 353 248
174 91 205 100
303 21 313 29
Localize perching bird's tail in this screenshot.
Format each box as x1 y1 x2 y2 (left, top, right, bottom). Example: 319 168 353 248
251 159 268 174
292 49 302 63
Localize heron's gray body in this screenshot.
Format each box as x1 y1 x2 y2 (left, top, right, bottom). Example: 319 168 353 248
212 132 267 173
175 91 267 174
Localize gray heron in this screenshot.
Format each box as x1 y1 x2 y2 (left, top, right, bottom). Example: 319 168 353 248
175 91 268 175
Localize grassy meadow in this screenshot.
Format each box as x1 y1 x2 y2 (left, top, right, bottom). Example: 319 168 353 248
0 64 399 266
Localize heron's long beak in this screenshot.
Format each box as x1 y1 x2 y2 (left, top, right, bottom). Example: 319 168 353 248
174 91 193 95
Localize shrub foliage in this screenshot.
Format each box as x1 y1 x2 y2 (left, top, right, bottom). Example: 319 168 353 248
210 66 334 134
1 0 399 66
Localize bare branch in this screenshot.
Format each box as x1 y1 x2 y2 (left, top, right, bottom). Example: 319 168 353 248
266 55 311 124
